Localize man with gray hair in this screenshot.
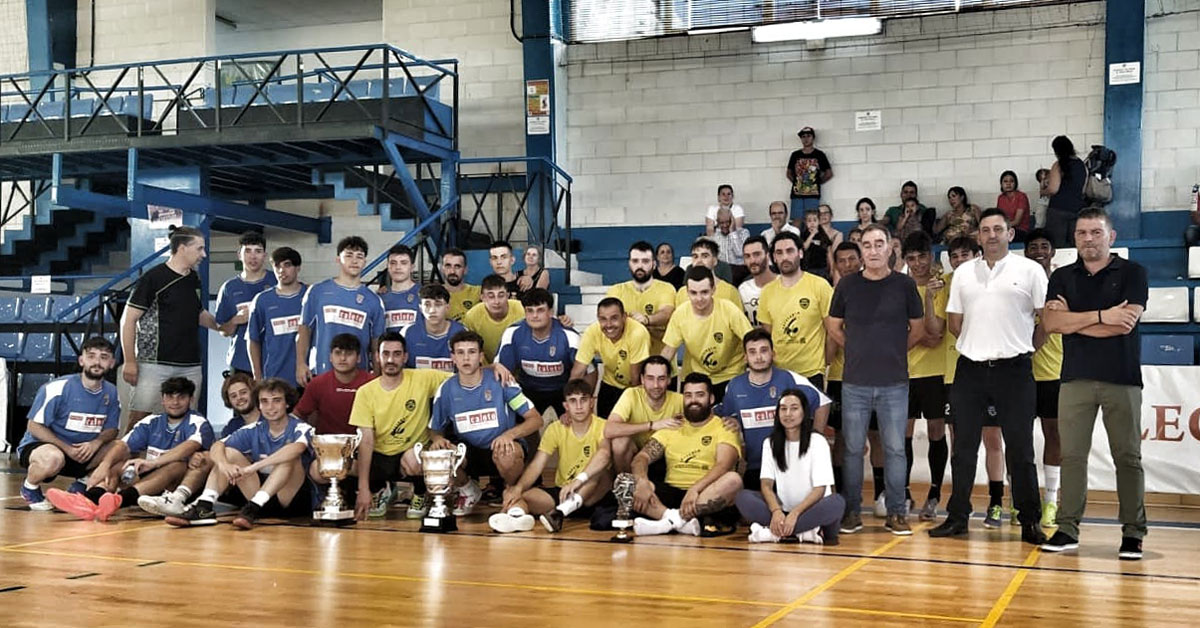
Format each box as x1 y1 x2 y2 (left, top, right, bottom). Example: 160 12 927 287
761 201 801 246
710 206 751 285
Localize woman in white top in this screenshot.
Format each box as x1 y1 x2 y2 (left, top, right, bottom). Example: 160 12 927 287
735 389 846 545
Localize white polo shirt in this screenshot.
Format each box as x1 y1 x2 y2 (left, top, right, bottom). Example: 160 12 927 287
946 253 1047 361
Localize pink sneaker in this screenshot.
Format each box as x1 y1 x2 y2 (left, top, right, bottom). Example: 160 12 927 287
46 488 98 521
95 493 123 522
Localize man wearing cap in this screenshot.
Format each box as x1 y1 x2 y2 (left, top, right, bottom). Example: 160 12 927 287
786 127 833 221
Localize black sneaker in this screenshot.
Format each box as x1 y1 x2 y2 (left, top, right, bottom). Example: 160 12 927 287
539 509 565 533
1021 523 1047 545
232 503 262 530
699 515 736 538
480 483 504 507
928 517 969 538
1041 530 1080 552
1118 536 1143 561
165 501 218 528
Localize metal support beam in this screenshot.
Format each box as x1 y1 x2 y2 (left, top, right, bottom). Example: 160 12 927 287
132 184 332 243
1103 0 1145 237
521 0 566 247
378 134 434 222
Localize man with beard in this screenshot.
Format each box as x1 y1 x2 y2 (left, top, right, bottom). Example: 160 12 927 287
349 332 452 519
296 236 386 384
571 297 650 418
607 241 676 358
18 336 122 511
47 377 213 522
214 231 275 377
1025 229 1064 528
248 246 305 386
462 274 526 364
722 329 830 489
403 284 466 372
661 265 752 403
759 231 834 389
930 209 1047 546
738 235 776 325
496 288 582 418
605 355 684 472
675 238 742 308
380 244 422 332
630 373 743 537
442 248 481 322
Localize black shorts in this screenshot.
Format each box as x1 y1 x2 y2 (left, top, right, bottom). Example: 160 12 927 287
218 477 313 517
827 381 878 432
368 451 421 492
806 373 825 392
596 381 625 419
18 442 92 482
525 388 566 418
742 469 762 491
1036 380 1060 420
710 380 729 404
908 376 946 420
465 441 530 478
654 482 688 509
944 385 999 427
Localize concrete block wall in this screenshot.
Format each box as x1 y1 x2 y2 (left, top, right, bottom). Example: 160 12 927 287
0 0 28 75
75 0 215 67
215 20 383 55
1143 2 1200 212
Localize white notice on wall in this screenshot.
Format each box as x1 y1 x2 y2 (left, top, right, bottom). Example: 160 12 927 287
854 110 882 132
1108 62 1141 86
154 236 170 256
30 275 51 294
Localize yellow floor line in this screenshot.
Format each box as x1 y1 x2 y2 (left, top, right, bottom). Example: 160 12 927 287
0 522 162 550
799 603 983 624
980 547 1042 628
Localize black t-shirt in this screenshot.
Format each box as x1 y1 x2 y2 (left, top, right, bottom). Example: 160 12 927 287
787 148 832 199
654 266 686 290
1050 157 1087 213
127 263 203 366
801 227 833 271
830 271 924 386
1046 255 1148 386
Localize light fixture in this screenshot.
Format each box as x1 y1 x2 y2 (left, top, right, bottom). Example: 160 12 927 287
686 26 750 36
751 17 881 43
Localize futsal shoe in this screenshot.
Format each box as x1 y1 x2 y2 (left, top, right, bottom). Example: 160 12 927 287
539 509 565 533
95 493 123 522
405 494 429 520
839 510 863 534
22 485 54 511
165 502 218 527
1118 537 1143 561
982 505 1003 529
488 509 534 533
1040 502 1058 529
928 516 969 538
368 484 393 519
452 480 482 516
232 503 261 530
873 494 887 518
67 480 88 494
918 498 939 522
45 488 98 521
1021 523 1047 545
885 514 913 536
1041 531 1079 553
138 491 187 517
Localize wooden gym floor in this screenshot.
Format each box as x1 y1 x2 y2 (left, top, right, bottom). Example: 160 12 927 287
2 470 1199 627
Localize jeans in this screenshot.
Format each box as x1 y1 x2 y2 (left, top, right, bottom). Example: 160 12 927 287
841 382 909 516
790 196 820 221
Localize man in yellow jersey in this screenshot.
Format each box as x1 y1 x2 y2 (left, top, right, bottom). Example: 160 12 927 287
349 331 452 520
759 231 834 389
442 248 481 322
1026 229 1063 528
570 297 650 417
607 241 676 358
489 379 615 534
630 373 743 537
675 238 744 312
661 265 753 402
462 274 525 363
605 355 684 472
900 232 952 521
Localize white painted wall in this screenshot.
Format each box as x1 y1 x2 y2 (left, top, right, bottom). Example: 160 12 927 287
215 20 384 55
1142 1 1200 212
75 0 216 66
0 0 28 76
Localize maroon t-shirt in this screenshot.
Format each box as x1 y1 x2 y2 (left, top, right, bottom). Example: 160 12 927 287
294 369 375 434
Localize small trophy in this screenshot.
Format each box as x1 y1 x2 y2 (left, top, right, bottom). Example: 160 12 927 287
312 432 362 525
611 473 637 543
414 442 467 533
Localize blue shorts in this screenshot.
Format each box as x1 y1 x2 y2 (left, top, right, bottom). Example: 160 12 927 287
790 197 820 220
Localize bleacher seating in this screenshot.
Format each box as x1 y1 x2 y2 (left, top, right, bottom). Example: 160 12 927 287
1142 286 1190 323
1141 335 1194 365
0 332 22 359
50 296 81 321
21 296 52 322
0 296 20 322
21 334 55 362
17 372 55 407
1189 247 1200 279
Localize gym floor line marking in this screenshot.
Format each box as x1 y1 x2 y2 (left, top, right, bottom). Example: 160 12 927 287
65 572 99 580
981 547 1041 628
798 604 982 624
0 586 27 593
749 524 928 627
137 560 164 567
0 522 162 550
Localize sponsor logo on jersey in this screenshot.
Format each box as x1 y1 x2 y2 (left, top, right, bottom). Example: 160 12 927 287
270 314 301 336
454 408 500 433
387 309 418 328
65 412 107 433
146 446 165 461
740 406 775 430
415 356 454 372
322 305 367 329
521 359 564 378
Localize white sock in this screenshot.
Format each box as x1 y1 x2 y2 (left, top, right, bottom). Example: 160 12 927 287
24 480 39 491
663 508 683 529
1043 465 1060 504
250 491 271 507
556 493 584 516
174 485 193 501
507 506 527 517
199 488 220 504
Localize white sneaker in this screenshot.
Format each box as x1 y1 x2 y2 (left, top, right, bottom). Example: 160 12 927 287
452 480 482 516
633 516 675 537
748 522 780 543
676 517 701 537
799 527 824 545
874 494 887 518
138 491 186 517
488 512 535 533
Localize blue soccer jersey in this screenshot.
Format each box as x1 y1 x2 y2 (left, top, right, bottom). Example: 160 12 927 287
221 415 313 473
246 285 305 385
214 274 277 372
300 279 386 373
721 367 831 472
19 375 121 451
381 284 422 331
403 319 465 372
123 411 215 459
430 370 533 449
219 413 255 439
495 320 580 394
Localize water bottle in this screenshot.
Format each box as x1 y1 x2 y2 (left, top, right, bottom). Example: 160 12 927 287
120 463 137 485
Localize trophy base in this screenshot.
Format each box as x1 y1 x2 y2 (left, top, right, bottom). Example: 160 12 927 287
420 515 458 533
611 520 633 543
313 509 357 526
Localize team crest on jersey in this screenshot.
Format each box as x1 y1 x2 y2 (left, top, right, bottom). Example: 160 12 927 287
356 294 364 304
798 297 810 309
701 436 712 446
484 388 493 402
713 332 724 343
618 349 627 359
583 445 592 457
407 293 415 303
103 394 110 405
405 399 416 411
644 304 654 314
549 345 556 357
769 386 777 398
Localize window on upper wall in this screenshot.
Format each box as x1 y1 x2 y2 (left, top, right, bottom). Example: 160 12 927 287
568 0 1074 44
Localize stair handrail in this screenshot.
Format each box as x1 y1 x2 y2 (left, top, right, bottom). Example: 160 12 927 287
54 244 169 323
362 194 461 277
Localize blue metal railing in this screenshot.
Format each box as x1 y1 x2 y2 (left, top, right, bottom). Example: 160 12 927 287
54 245 168 323
363 194 462 276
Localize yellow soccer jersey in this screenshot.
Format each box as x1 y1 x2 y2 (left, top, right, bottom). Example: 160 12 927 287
606 280 676 355
828 345 845 382
932 272 961 384
349 369 453 455
1033 316 1063 382
577 318 651 389
610 386 684 447
447 284 482 322
461 299 525 363
675 279 743 313
538 416 607 488
757 273 833 378
663 299 752 384
651 417 742 490
908 283 950 379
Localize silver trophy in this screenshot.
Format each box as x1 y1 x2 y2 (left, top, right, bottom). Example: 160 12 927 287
312 432 362 525
414 442 468 533
611 472 637 543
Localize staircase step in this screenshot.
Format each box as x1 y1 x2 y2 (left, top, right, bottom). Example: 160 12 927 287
564 303 597 329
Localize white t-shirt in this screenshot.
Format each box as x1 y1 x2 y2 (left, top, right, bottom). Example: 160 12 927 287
706 203 745 222
738 278 764 325
759 436 834 512
946 253 1047 361
760 224 801 245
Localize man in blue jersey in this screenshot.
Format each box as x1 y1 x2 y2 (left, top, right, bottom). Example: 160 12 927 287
496 288 582 419
296 236 386 384
722 328 831 488
166 379 313 530
403 284 465 372
380 243 422 332
19 336 122 511
430 331 545 515
47 377 213 522
248 247 304 386
214 231 276 377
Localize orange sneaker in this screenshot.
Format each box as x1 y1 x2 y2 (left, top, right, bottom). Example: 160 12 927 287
95 492 123 522
46 488 98 521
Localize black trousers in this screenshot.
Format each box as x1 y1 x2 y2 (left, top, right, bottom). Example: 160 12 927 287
947 355 1041 525
596 381 624 419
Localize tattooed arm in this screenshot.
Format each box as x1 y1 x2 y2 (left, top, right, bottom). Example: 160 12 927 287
631 439 665 513
681 443 740 520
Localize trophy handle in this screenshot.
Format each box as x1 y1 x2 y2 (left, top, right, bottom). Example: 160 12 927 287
451 443 467 477
351 429 363 452
413 441 424 461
